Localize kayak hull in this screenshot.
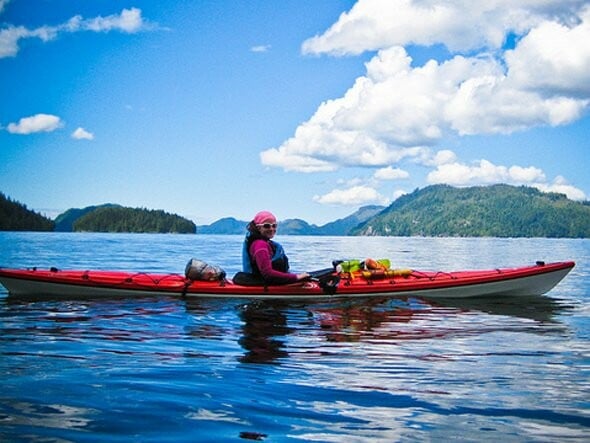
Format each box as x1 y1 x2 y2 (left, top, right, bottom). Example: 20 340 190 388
0 261 575 300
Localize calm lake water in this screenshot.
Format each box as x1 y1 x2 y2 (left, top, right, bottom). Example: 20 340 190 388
0 232 588 442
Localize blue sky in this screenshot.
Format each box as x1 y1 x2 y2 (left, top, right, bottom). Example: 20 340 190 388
1 0 589 225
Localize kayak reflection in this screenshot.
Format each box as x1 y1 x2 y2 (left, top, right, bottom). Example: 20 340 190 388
311 295 568 343
432 294 570 323
237 301 294 364
192 294 570 364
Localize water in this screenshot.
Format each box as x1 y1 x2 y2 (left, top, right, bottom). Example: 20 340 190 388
0 232 588 442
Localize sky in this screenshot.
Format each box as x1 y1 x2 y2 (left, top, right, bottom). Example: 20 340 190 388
1 0 589 226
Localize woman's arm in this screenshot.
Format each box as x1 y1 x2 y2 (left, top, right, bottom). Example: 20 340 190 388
250 240 302 284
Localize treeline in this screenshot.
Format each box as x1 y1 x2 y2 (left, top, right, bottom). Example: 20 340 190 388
353 184 590 238
0 192 54 231
73 206 196 233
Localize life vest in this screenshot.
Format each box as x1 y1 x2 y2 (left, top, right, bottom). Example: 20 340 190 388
242 233 289 277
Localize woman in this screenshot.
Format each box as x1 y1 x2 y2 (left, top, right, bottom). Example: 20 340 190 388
241 211 310 285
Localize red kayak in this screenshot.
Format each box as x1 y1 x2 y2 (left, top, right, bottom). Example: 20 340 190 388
0 261 575 299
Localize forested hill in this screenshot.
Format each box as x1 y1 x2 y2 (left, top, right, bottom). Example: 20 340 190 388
73 206 196 233
54 204 120 232
352 184 590 238
0 192 54 231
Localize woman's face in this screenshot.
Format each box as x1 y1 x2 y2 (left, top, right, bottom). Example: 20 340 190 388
257 219 277 239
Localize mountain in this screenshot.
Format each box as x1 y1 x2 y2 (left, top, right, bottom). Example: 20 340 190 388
315 205 385 235
0 192 54 231
196 205 385 235
197 217 245 234
196 217 320 235
352 184 590 238
281 218 318 235
54 204 120 232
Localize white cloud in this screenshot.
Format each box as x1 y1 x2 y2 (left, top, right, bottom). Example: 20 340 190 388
430 149 457 166
71 127 94 140
427 159 546 186
65 8 144 33
426 158 586 200
373 166 409 181
505 7 590 97
0 26 30 58
260 145 336 173
446 69 588 135
535 176 587 201
0 8 147 58
259 48 481 173
7 114 63 134
251 44 271 53
409 148 457 167
302 0 587 55
260 50 502 171
313 185 390 206
262 1 590 180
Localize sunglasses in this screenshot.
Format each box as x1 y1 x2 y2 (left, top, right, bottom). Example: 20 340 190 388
257 223 278 229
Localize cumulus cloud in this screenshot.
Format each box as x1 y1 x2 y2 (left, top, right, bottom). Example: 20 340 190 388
374 166 409 181
535 176 587 201
0 8 147 58
408 148 457 167
258 54 468 173
427 159 545 186
313 185 390 206
302 0 587 55
262 0 589 206
263 11 590 171
71 127 94 140
505 9 590 97
7 114 63 134
427 159 586 200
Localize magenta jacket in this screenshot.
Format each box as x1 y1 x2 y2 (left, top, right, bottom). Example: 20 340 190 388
249 239 299 284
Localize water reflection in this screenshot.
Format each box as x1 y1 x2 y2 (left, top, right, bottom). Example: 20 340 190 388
311 298 420 343
237 301 294 364
188 293 570 364
0 400 95 431
305 295 569 346
432 294 571 323
3 292 568 348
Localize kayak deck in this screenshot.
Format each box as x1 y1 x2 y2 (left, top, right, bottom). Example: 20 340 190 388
0 261 575 299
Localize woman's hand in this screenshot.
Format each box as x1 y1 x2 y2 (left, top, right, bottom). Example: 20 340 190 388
296 272 311 281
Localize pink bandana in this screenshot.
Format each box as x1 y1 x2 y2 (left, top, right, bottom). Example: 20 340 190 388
253 211 276 224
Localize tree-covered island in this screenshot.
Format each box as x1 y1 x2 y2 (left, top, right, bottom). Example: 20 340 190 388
73 206 196 233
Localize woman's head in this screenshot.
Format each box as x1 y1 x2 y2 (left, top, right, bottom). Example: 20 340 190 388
249 210 278 239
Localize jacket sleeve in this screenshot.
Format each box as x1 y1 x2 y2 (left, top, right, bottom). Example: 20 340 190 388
250 240 298 284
